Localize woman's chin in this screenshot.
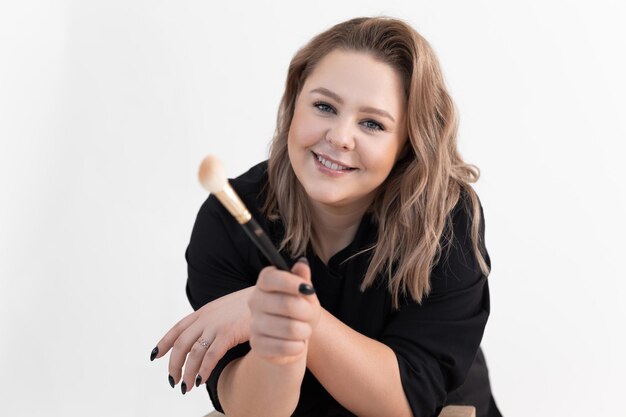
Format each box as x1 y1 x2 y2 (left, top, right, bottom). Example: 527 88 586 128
303 188 348 207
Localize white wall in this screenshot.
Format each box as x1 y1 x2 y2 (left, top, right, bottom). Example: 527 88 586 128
1 1 624 416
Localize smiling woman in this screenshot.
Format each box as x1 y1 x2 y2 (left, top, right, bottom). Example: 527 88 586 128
288 50 408 215
152 16 501 417
287 49 409 262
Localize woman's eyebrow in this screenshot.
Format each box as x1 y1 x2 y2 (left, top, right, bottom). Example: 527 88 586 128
310 87 345 104
309 87 396 123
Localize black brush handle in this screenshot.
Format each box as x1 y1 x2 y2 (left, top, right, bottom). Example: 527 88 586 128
242 218 290 271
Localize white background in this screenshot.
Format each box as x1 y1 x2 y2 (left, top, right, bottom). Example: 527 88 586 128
1 1 625 416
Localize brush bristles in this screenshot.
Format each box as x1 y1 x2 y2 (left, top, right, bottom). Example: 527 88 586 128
198 155 227 193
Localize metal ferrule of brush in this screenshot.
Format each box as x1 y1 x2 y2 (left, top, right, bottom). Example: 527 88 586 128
214 184 252 224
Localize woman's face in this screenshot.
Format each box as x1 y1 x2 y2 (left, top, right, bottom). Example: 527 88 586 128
288 49 408 211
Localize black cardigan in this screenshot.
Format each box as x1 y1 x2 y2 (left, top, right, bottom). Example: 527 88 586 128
185 160 491 417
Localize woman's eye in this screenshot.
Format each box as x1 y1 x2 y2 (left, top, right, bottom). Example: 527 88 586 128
362 120 384 132
314 102 335 113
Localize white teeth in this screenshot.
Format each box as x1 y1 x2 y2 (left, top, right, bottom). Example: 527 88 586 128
316 154 351 171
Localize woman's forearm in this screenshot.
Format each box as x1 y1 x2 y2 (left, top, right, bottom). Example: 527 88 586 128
217 349 307 417
306 308 413 417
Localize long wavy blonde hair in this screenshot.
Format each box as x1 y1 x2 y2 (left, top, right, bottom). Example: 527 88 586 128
263 16 490 309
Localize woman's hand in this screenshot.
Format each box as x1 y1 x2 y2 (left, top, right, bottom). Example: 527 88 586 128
248 257 321 365
150 286 254 394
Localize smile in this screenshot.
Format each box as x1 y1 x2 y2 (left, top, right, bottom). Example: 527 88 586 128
312 151 356 171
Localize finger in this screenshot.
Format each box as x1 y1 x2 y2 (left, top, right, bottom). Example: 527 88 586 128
250 335 306 358
151 310 198 361
168 325 204 386
292 258 314 296
257 266 298 294
180 332 215 394
250 292 310 321
291 256 311 283
195 336 232 387
254 313 311 341
256 262 313 296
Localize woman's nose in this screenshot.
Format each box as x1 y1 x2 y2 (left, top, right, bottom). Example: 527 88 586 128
326 119 356 151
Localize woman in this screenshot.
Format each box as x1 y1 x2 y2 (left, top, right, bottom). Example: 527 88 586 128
151 16 501 417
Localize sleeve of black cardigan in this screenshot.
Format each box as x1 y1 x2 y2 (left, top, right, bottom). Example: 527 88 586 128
184 194 256 412
378 197 491 417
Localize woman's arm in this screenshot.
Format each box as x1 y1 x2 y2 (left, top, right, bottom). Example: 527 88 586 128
218 350 307 417
305 195 490 417
217 260 320 417
306 308 413 417
207 305 412 417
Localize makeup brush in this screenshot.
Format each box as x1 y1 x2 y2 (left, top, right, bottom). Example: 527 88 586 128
198 155 290 271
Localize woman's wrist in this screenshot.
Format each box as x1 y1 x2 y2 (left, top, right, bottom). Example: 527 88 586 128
249 343 308 368
219 345 307 416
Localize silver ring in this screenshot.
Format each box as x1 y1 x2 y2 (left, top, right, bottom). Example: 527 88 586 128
197 337 210 350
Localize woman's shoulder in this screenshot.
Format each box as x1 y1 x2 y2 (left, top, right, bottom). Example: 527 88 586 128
229 160 268 189
448 186 485 235
429 186 488 293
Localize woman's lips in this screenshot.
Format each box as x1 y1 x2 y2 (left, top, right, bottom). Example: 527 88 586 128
312 151 356 170
311 151 356 177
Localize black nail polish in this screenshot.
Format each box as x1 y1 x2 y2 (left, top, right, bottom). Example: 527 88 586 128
297 256 309 266
195 374 202 387
150 346 159 361
168 374 175 388
298 283 315 295
181 381 187 395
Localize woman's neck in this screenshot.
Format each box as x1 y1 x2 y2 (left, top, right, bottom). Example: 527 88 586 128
308 198 371 265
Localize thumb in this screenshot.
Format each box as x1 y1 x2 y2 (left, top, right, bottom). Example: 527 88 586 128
291 256 311 283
